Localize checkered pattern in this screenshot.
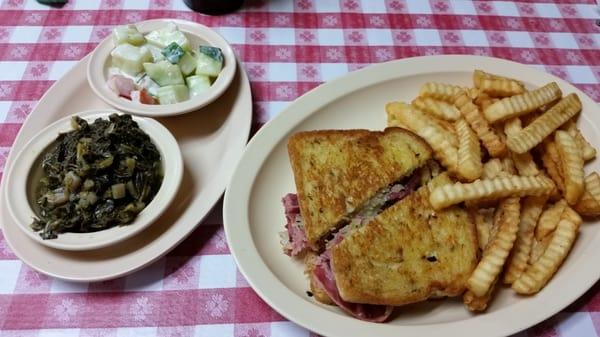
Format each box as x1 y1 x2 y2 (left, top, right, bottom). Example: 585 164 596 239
0 0 599 335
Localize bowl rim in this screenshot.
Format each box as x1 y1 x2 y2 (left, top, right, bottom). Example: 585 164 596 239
87 18 237 117
3 109 184 251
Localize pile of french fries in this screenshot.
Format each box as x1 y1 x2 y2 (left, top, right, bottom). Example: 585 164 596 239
386 69 599 312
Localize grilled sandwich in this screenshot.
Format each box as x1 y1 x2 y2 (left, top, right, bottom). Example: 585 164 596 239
328 173 478 306
281 127 478 322
282 127 432 255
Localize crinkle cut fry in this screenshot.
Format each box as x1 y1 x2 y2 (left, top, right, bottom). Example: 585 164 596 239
541 140 565 193
467 197 520 297
513 218 580 294
504 196 547 284
506 93 582 154
429 175 556 210
504 118 539 177
574 173 600 217
471 207 494 250
419 82 464 103
473 69 524 88
412 97 460 121
455 92 507 158
483 82 561 123
478 78 525 98
386 102 459 172
536 199 567 240
554 131 585 205
464 279 498 312
456 118 483 181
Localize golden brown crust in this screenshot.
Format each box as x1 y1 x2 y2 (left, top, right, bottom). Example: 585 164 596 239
330 173 479 306
287 127 432 247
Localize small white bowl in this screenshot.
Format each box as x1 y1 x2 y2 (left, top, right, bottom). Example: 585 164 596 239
87 19 237 117
4 110 183 251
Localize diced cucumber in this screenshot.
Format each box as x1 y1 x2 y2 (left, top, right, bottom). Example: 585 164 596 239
112 25 145 46
111 44 152 76
195 51 223 77
146 44 165 62
145 22 190 51
157 85 189 104
162 42 185 64
178 52 196 76
137 75 161 97
143 60 184 86
198 46 223 63
186 75 211 97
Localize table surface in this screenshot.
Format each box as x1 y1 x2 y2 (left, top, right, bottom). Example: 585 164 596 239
1 0 600 336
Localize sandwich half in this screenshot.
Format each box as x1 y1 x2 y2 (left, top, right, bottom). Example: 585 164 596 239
322 173 478 306
282 127 433 255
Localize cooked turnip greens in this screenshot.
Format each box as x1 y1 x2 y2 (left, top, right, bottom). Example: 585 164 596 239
108 22 224 105
31 114 163 239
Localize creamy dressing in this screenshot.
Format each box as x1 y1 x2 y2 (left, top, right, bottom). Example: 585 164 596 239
108 22 223 104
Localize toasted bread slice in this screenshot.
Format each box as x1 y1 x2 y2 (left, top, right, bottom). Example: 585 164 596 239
331 173 478 306
288 127 432 248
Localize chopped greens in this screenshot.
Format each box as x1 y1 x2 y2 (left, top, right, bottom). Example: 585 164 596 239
31 114 163 239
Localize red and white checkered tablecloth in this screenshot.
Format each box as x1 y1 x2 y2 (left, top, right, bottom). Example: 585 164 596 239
0 0 600 336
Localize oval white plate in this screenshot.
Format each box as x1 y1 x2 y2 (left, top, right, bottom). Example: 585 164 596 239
4 110 183 251
224 55 600 337
0 53 251 281
87 19 236 117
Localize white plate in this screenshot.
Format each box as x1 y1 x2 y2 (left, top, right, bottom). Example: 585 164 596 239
4 110 183 251
0 52 251 281
87 19 237 117
224 55 600 337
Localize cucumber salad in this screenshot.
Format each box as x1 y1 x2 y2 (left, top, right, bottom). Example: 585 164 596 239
108 23 224 105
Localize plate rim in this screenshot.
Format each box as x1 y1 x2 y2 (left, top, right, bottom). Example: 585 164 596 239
0 52 252 281
224 55 600 337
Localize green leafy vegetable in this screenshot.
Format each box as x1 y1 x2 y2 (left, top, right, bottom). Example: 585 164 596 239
31 114 163 239
161 42 185 64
